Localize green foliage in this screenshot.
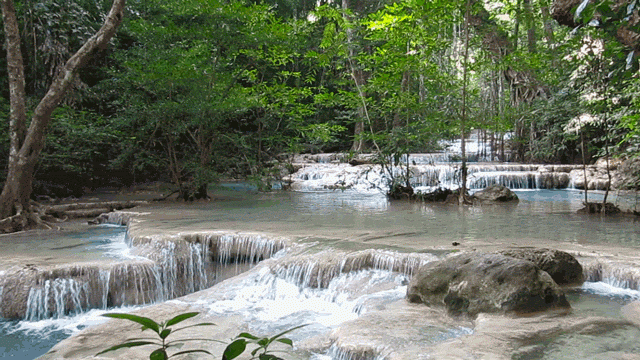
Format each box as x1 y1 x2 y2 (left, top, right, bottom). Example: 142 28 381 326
97 312 304 360
97 312 217 359
223 324 306 360
525 90 582 163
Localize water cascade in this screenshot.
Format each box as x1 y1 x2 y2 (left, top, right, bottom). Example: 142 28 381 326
0 224 287 320
290 162 581 193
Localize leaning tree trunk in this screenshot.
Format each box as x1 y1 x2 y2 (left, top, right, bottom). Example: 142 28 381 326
0 0 126 229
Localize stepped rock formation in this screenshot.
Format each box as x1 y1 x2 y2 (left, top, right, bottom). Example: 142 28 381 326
0 219 287 319
407 252 571 316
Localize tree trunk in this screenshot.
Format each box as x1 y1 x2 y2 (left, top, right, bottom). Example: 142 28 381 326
523 0 536 53
0 0 126 224
460 0 471 205
343 0 367 153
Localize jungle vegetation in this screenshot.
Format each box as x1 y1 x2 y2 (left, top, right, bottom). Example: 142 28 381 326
0 0 639 227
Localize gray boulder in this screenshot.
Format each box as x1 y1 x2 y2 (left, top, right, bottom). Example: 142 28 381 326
406 252 570 316
471 185 519 203
497 248 584 285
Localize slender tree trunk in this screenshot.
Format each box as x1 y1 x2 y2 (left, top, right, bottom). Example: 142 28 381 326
523 0 536 53
460 0 471 205
392 70 410 129
540 6 555 43
0 0 126 225
603 122 612 209
342 0 365 152
581 129 589 204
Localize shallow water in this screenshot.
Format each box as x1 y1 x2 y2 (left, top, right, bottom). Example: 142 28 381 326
0 224 133 271
0 306 145 359
135 187 640 249
4 186 640 359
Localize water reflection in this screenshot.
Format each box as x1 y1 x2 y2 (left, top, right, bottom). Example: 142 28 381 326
187 186 640 248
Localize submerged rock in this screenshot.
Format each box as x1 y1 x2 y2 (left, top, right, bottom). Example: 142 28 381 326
471 185 519 203
415 187 453 202
406 252 570 316
497 248 584 285
578 201 621 215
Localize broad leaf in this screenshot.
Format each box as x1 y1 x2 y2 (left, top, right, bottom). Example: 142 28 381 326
258 354 284 360
171 323 216 334
223 339 247 360
150 348 168 360
165 312 200 327
102 313 160 334
160 329 172 340
169 349 213 358
95 341 159 355
236 332 260 340
275 338 293 347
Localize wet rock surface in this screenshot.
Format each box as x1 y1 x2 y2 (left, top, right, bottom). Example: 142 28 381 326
471 184 519 203
497 248 584 285
407 252 570 316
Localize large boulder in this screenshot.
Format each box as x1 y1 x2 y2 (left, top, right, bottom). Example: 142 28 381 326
471 185 519 203
497 248 584 285
406 252 570 316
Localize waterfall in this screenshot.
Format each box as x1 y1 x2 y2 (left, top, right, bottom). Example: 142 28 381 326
291 162 581 193
0 230 287 320
273 250 436 289
581 259 640 290
313 344 388 360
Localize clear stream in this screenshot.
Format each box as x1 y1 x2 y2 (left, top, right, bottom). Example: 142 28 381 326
2 186 640 359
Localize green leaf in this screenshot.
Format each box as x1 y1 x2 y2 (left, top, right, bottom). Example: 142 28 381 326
169 349 213 358
275 338 293 347
150 348 168 360
166 338 226 346
236 332 260 340
258 355 283 360
171 323 216 334
102 313 160 334
222 339 247 360
164 312 200 327
269 324 308 342
95 341 159 355
257 338 270 347
160 329 172 340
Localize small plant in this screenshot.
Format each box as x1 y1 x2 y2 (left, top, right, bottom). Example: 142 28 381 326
222 324 307 360
96 311 305 360
96 312 217 360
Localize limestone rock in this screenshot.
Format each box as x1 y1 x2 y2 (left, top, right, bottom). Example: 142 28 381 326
471 185 519 203
497 248 584 285
406 252 570 316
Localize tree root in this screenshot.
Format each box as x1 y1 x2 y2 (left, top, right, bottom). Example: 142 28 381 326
0 200 148 233
0 206 60 233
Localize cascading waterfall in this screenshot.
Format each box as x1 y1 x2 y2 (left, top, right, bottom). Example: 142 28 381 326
0 230 287 321
312 344 388 360
581 259 640 290
25 279 90 321
274 249 436 289
291 162 580 193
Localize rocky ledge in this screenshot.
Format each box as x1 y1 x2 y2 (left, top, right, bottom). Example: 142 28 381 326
406 249 582 316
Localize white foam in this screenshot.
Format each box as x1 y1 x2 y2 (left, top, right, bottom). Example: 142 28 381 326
6 305 146 337
207 267 406 332
582 281 640 299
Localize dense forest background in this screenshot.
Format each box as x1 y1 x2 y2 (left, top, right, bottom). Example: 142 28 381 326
1 0 639 199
